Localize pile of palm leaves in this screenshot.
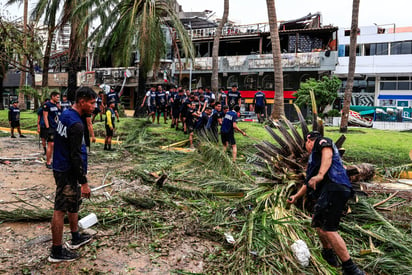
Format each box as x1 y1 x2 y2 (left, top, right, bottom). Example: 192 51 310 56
208 100 411 274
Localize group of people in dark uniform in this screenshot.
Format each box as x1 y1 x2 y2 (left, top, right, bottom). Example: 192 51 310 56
142 84 249 161
36 87 121 169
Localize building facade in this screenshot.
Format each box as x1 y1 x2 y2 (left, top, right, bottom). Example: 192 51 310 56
334 25 412 111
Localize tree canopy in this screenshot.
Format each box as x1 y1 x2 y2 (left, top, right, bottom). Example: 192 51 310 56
293 76 342 114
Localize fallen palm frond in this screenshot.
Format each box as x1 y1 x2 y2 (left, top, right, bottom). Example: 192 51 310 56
0 208 53 222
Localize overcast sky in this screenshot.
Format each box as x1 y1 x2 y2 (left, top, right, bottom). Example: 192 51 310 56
1 0 410 28
178 0 412 28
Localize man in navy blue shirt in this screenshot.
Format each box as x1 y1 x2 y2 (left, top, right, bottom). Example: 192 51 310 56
253 90 267 123
206 102 223 143
171 89 186 130
155 85 168 124
221 105 246 162
8 100 25 138
49 87 96 263
60 94 72 112
227 85 242 110
37 99 49 154
218 88 227 107
288 131 364 275
43 92 60 169
141 86 157 123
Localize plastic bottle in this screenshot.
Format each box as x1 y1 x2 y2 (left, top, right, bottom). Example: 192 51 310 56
78 213 98 229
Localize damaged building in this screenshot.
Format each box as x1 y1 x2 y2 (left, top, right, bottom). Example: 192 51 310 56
174 12 338 119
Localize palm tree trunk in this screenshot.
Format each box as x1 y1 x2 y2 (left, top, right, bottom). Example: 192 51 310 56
67 8 81 101
18 0 28 110
211 0 229 94
266 0 284 119
340 0 360 133
42 26 55 90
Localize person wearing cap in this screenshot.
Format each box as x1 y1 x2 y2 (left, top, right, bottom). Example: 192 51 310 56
104 99 116 150
8 100 25 138
288 131 364 275
220 105 246 162
227 85 242 110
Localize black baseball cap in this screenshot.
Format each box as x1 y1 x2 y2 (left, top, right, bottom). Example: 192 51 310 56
305 131 322 141
11 100 18 104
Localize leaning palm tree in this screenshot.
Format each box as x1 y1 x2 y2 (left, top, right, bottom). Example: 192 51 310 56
340 0 360 133
266 0 284 119
78 0 194 81
211 0 229 94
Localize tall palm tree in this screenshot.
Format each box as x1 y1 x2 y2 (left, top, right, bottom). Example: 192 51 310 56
79 0 194 77
31 0 60 91
340 0 360 133
211 0 229 94
266 0 284 119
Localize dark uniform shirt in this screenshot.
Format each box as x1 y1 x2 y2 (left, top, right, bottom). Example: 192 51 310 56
221 110 238 134
219 92 227 106
227 91 241 108
53 108 87 184
44 101 60 129
156 91 167 106
8 106 20 122
60 100 72 112
306 137 352 198
206 109 222 131
253 91 266 107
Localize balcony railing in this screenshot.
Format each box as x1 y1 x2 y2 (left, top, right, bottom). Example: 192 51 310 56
175 51 337 72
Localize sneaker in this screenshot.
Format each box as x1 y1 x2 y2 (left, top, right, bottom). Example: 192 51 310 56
65 233 92 250
19 134 26 138
11 135 16 138
342 261 365 275
48 247 79 263
46 163 52 169
321 248 340 267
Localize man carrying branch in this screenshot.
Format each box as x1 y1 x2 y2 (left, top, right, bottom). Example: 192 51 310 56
288 131 365 275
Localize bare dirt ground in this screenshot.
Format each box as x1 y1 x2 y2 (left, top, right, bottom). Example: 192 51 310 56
0 136 215 274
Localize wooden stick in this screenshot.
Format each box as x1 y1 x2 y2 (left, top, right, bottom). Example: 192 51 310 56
160 139 190 149
91 182 114 192
373 191 399 208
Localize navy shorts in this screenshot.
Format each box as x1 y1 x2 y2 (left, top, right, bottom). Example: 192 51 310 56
92 107 101 115
53 171 81 213
11 121 20 128
221 132 236 145
312 184 352 231
46 128 55 142
40 127 48 139
148 106 157 113
105 125 114 137
157 105 166 114
255 105 265 114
